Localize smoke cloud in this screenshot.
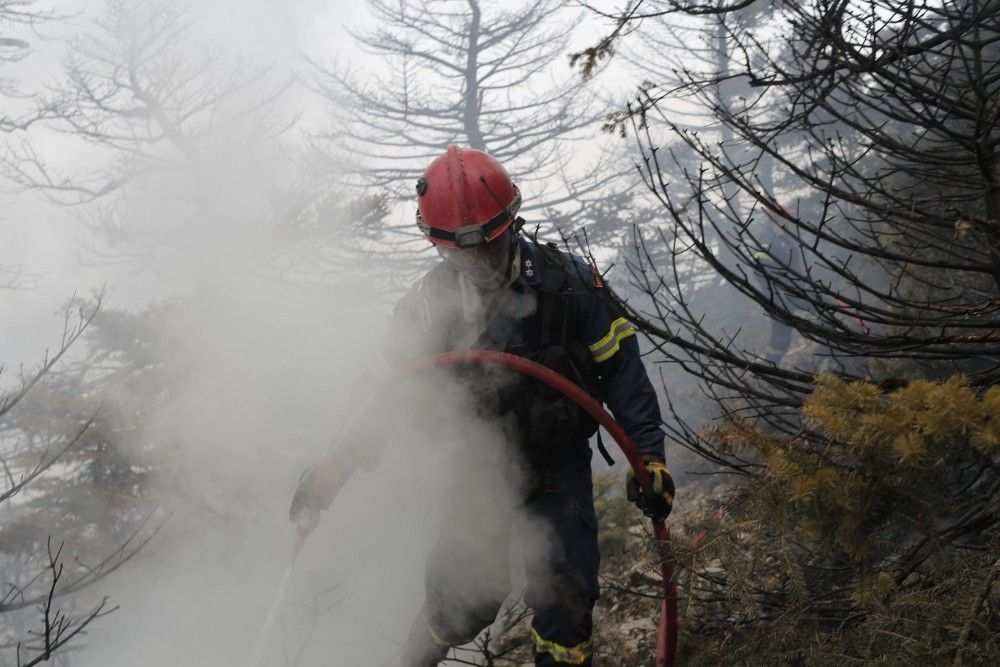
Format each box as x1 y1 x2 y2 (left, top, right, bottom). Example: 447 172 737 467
2 3 568 666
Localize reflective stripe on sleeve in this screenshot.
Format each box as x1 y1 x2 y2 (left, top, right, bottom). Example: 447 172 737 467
588 316 636 363
530 627 592 664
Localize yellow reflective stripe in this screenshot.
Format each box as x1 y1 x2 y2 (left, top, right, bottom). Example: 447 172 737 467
588 316 636 363
530 627 592 664
421 611 452 648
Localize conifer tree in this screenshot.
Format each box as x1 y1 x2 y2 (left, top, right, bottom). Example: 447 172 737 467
572 2 1000 660
311 0 649 268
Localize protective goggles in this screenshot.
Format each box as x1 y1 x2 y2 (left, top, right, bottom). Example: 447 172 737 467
415 190 522 248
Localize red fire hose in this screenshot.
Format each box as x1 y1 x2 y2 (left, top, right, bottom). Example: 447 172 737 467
397 350 678 667
260 350 679 667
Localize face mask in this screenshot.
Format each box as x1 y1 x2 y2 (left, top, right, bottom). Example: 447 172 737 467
437 231 513 288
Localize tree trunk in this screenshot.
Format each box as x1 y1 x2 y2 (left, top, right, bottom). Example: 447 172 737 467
464 0 485 150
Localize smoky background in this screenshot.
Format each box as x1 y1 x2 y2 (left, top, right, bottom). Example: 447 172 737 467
10 0 995 665
0 1 646 665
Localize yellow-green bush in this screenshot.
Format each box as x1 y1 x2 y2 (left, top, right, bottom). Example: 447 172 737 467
669 376 1000 664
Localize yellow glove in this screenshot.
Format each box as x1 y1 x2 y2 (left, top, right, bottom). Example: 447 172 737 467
626 460 675 520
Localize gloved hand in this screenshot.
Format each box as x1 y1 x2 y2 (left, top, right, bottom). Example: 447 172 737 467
626 460 675 520
289 460 344 534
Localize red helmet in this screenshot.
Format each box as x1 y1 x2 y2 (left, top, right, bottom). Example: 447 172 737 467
415 145 521 248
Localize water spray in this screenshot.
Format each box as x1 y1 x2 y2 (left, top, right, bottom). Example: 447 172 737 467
251 350 678 667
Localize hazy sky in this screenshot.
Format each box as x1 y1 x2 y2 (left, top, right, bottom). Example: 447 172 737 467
0 0 637 367
0 0 357 364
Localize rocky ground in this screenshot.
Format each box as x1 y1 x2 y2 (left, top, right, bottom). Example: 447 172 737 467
445 473 726 666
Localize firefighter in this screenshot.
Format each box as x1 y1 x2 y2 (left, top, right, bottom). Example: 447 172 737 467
289 146 674 666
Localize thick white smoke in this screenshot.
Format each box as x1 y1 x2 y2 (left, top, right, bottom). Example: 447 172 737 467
60 107 528 667
72 280 543 666
2 3 566 665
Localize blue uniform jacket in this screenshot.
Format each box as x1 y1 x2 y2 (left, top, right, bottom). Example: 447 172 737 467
389 237 666 463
